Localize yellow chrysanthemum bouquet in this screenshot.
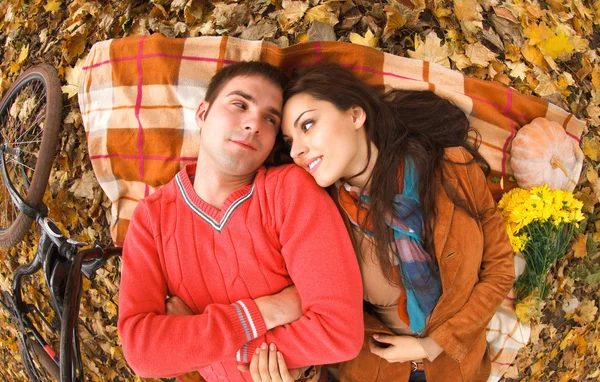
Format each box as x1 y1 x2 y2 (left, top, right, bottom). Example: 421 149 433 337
498 185 585 306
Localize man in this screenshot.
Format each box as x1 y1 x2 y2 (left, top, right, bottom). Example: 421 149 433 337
117 62 364 381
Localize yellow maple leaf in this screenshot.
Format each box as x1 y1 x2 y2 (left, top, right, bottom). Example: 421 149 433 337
17 45 29 64
572 233 588 259
592 66 600 90
349 30 379 48
522 44 546 67
582 136 600 161
44 0 62 12
305 4 339 26
524 22 554 45
515 293 539 322
538 30 575 59
408 32 450 68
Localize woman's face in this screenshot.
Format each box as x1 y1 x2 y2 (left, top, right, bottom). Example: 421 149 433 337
282 93 368 188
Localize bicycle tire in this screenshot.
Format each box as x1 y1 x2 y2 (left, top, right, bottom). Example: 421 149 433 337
0 63 62 247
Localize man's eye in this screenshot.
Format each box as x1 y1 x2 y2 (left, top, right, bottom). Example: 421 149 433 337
233 102 246 109
265 116 277 124
301 120 314 132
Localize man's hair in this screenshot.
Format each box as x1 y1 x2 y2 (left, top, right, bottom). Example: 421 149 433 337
204 61 289 105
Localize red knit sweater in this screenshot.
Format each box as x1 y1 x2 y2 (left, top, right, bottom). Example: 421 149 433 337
118 164 364 380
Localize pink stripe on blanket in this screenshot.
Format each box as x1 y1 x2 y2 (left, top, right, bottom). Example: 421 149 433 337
470 94 529 121
566 131 580 142
90 153 197 161
348 64 420 82
83 53 239 70
134 36 148 196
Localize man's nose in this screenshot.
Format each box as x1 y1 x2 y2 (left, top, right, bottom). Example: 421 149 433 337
243 113 262 134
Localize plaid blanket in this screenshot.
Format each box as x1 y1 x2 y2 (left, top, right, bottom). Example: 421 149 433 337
79 33 573 380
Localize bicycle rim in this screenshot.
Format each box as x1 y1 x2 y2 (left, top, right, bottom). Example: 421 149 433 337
0 64 62 247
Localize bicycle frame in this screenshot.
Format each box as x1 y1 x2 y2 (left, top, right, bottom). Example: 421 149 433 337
0 142 121 381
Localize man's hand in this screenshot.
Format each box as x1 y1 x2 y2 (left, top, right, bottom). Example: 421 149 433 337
166 296 194 316
254 285 302 330
237 343 302 382
368 334 427 363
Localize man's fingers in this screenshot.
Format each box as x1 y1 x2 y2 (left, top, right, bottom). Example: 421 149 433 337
277 352 295 382
268 344 281 382
258 343 272 382
249 346 261 382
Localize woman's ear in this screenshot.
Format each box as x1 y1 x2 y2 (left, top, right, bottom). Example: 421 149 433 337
350 105 367 130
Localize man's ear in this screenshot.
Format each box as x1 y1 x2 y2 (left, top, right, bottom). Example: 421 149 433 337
350 105 367 130
196 101 209 127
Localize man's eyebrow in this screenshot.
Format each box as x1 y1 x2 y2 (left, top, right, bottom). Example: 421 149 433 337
226 90 282 119
294 110 315 127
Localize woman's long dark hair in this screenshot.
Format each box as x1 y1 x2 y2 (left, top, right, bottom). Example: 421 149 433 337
283 63 490 286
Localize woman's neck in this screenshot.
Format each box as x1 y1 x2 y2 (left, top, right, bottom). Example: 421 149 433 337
343 142 379 192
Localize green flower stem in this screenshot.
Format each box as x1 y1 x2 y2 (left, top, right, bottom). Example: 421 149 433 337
515 221 576 304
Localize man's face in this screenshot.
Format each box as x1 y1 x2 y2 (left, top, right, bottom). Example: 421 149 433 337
196 75 283 177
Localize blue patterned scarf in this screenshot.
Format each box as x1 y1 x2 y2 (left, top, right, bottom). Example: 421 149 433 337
337 157 442 334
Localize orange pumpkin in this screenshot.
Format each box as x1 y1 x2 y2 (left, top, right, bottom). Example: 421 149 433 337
510 117 583 191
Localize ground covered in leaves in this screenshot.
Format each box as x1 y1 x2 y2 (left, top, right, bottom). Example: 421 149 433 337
0 0 599 381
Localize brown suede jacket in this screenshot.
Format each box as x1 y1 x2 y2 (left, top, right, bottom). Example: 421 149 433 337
338 147 515 382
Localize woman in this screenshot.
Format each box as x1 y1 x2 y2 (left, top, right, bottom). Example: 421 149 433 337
249 63 515 382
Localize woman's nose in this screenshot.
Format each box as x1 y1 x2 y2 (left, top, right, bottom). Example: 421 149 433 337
289 138 307 158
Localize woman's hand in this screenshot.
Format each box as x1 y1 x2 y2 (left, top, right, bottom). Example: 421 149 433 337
165 296 194 315
245 343 303 382
368 334 427 363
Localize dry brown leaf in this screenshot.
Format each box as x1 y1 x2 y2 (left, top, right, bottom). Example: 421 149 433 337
408 32 450 68
69 171 99 200
239 22 278 40
582 136 600 161
307 20 336 42
454 0 483 21
575 298 598 324
383 4 407 39
450 51 471 70
572 233 588 259
507 61 528 80
305 4 339 26
534 69 561 97
277 0 308 30
464 42 496 67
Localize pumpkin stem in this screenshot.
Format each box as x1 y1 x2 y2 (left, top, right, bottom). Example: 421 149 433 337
550 155 570 178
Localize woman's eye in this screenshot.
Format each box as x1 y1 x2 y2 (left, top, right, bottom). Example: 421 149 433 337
284 140 293 149
301 120 314 132
233 102 246 109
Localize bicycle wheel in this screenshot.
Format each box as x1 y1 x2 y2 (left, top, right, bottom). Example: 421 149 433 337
0 64 62 247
